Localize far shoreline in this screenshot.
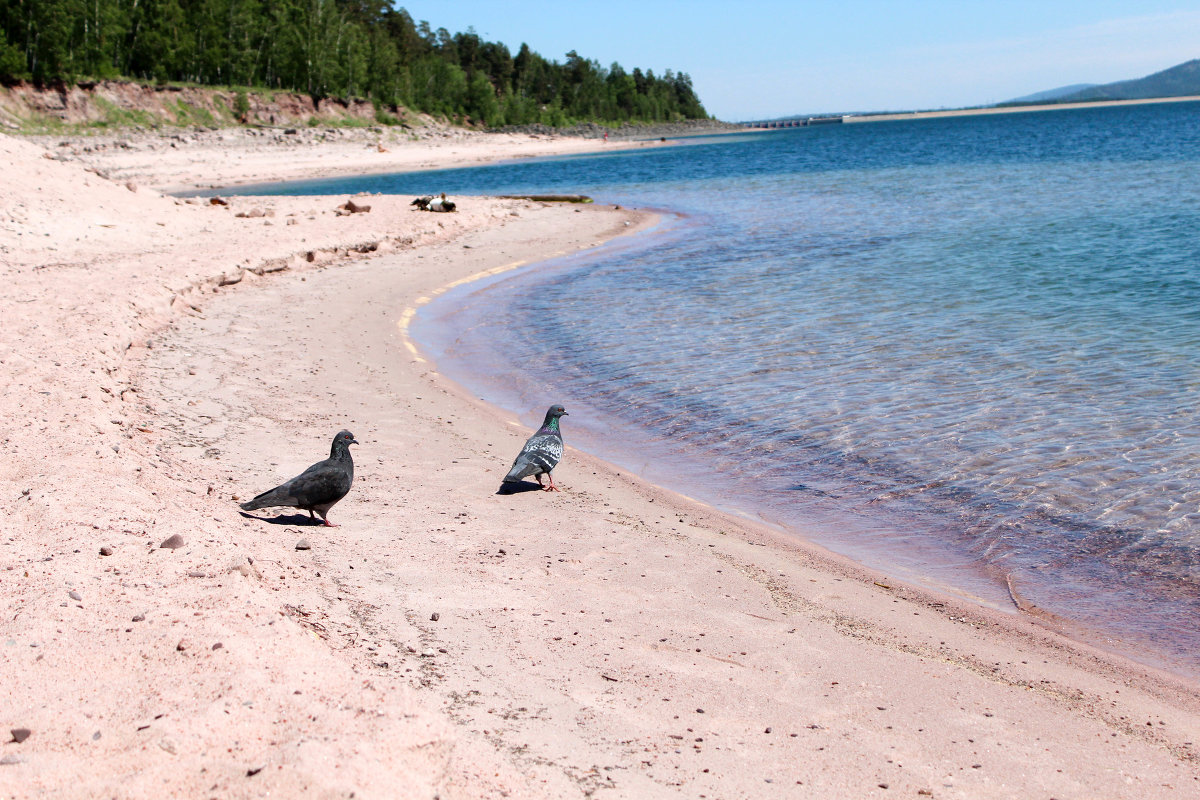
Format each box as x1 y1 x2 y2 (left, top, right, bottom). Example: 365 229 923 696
844 93 1200 123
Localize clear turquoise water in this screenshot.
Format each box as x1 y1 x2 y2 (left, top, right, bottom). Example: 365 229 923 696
234 102 1200 675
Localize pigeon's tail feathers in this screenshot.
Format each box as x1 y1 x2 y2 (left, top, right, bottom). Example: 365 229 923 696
504 457 536 483
240 487 294 511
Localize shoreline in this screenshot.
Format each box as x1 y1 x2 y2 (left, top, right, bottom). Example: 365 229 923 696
404 218 1192 668
406 204 1200 685
4 129 1200 797
404 184 1197 682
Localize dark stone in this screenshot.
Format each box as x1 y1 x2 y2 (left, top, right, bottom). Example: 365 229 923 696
159 534 185 550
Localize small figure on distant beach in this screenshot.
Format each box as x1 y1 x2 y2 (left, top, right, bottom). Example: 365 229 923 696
429 192 456 212
240 430 358 526
411 192 456 212
502 405 567 492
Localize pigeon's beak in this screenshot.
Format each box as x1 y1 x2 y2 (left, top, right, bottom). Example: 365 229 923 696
350 437 359 446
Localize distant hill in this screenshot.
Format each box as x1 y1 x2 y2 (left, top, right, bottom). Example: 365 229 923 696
1006 83 1097 104
1007 59 1200 106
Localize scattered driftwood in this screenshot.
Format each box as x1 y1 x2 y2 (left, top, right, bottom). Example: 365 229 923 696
336 198 372 215
499 194 593 204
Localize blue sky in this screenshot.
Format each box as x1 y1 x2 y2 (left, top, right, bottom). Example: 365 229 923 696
398 1 1200 120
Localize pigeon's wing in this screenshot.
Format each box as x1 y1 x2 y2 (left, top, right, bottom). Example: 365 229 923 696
504 432 563 482
285 458 353 507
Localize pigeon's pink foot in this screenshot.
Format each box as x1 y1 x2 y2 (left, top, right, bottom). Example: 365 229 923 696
323 520 339 527
543 476 560 492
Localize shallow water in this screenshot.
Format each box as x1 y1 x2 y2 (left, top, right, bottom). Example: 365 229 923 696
238 102 1200 676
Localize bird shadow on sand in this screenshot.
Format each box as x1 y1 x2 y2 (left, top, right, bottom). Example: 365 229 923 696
495 481 548 496
238 511 329 526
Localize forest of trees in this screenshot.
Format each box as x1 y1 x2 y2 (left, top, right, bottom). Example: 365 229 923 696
0 0 710 126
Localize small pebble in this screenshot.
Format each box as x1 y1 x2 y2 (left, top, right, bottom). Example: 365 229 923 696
132 613 146 622
68 590 82 602
99 546 113 556
187 570 205 578
295 539 311 551
176 640 190 652
159 534 185 550
212 642 224 651
10 728 31 744
430 612 440 622
0 754 26 766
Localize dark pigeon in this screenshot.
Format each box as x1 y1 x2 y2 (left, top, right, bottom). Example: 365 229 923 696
240 430 358 526
503 405 567 491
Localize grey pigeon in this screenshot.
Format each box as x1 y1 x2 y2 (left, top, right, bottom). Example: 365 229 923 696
503 405 567 491
240 430 358 525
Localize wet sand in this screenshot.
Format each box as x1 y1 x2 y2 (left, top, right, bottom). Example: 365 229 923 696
2 129 1200 798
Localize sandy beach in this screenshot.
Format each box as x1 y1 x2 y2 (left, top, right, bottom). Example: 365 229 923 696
3 128 1200 799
